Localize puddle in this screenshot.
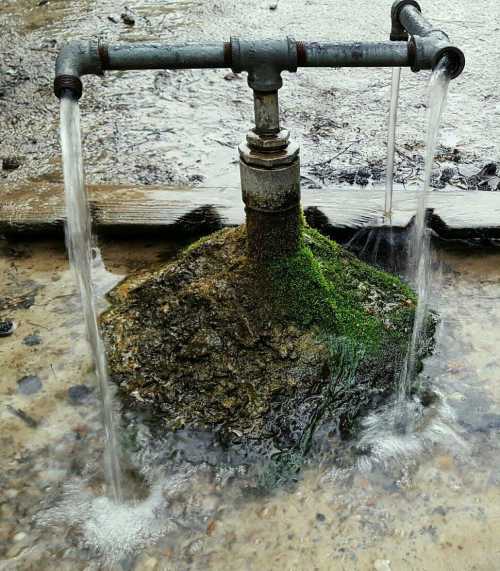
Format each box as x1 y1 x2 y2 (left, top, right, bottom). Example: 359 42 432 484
1 238 500 570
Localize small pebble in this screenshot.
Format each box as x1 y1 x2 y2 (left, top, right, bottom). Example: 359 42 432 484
121 12 135 25
23 333 42 346
316 512 326 522
374 560 392 571
2 157 20 171
68 384 93 404
17 375 42 395
0 319 16 337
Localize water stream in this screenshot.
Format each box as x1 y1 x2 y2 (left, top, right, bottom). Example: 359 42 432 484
398 58 452 403
60 95 123 502
384 67 401 219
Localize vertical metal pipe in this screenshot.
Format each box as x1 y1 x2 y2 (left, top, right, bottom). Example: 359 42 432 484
253 91 280 135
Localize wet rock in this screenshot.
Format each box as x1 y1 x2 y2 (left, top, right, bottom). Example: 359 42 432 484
68 385 93 405
23 333 42 346
101 226 421 463
121 12 136 26
2 157 20 171
108 15 119 24
17 375 42 395
0 319 15 337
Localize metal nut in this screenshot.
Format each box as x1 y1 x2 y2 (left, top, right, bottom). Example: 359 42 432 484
246 129 290 151
239 141 299 169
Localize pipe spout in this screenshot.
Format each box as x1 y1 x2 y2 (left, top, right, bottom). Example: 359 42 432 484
391 0 465 79
54 41 103 100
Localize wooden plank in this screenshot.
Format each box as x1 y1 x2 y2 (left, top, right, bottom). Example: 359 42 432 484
1 183 500 240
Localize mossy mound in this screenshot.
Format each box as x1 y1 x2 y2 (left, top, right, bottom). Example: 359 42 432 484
101 226 418 456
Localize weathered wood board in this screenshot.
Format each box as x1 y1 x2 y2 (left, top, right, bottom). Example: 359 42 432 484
1 183 500 240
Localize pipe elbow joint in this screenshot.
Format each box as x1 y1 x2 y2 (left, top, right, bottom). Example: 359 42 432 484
54 41 104 100
390 0 421 41
409 33 465 79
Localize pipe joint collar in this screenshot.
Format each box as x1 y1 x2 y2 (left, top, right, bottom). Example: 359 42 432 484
230 37 297 92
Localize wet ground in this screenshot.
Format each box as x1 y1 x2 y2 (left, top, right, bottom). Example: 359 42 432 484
2 237 500 570
1 0 499 192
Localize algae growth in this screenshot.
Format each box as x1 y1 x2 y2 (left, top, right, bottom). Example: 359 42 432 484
101 225 422 462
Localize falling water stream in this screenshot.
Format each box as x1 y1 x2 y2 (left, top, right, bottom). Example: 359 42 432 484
60 95 123 502
355 59 455 469
384 67 401 219
398 58 452 403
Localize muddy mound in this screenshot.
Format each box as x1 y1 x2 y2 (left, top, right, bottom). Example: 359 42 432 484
101 226 419 456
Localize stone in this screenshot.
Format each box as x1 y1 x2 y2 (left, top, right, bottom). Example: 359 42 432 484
0 319 15 337
2 157 20 171
315 512 326 522
23 333 42 346
121 12 135 26
17 375 42 395
67 384 93 405
101 226 427 466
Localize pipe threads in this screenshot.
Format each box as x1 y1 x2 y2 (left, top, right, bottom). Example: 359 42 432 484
53 75 83 100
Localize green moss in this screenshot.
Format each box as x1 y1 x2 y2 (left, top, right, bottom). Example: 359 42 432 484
182 227 228 255
266 226 415 355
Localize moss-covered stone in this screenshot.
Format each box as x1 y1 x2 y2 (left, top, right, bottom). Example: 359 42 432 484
100 225 420 459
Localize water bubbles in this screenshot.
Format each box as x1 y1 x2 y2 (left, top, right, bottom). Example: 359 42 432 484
356 393 467 473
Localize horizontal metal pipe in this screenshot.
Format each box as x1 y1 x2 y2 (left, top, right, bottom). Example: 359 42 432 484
299 42 410 67
102 43 228 70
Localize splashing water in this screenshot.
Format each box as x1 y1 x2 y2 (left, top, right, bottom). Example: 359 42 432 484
356 392 466 472
398 58 451 403
384 67 401 220
36 468 202 564
60 96 123 501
